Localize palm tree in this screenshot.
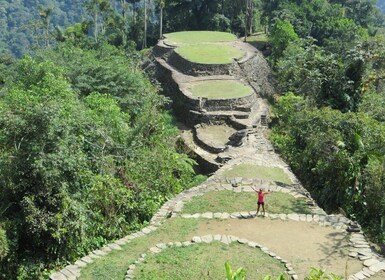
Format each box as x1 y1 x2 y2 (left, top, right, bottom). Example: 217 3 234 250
39 6 53 47
159 0 165 39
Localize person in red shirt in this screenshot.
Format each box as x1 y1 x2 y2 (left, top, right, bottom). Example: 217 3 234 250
255 188 271 216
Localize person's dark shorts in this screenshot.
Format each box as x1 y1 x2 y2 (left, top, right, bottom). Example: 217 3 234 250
257 202 264 206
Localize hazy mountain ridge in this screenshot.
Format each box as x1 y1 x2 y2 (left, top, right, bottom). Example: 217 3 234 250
0 0 84 57
378 0 385 12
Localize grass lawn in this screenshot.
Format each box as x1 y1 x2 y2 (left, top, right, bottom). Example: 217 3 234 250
244 33 269 49
182 191 311 214
223 164 292 184
189 80 253 99
164 31 236 45
134 242 287 280
176 44 244 64
79 218 200 280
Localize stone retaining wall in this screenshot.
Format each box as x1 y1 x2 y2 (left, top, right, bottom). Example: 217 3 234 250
155 59 259 126
236 52 276 99
167 50 237 76
197 91 257 112
152 43 174 60
193 125 227 154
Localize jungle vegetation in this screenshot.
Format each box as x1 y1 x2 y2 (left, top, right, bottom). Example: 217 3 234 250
1 0 385 279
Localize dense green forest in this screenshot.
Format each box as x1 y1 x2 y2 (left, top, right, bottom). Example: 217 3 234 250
264 0 385 243
1 0 385 279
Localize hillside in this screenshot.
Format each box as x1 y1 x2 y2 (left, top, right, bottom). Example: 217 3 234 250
379 0 385 13
1 0 385 279
0 0 84 57
49 31 385 280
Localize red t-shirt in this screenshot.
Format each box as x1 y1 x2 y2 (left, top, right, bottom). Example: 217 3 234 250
258 191 265 203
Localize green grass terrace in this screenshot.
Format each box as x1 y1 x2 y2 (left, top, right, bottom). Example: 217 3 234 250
134 242 286 280
175 44 244 64
78 217 288 280
164 31 237 46
181 191 312 214
189 80 253 99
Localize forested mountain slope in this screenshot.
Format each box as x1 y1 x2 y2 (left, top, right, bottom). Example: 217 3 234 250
1 0 385 279
378 0 385 13
0 0 84 57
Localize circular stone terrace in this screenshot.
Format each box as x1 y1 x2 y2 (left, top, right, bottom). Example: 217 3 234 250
163 31 246 65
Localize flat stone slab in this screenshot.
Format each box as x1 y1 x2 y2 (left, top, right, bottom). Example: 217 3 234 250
74 260 88 268
248 241 259 248
362 267 375 276
279 214 287 220
363 259 379 267
214 212 223 218
201 212 213 219
192 236 202 243
108 243 122 250
287 213 299 221
115 239 128 245
142 227 153 234
93 249 107 256
240 211 250 218
150 247 161 253
81 256 94 264
353 271 366 280
369 261 385 272
221 213 230 219
201 235 213 243
60 269 76 280
156 243 167 249
182 241 192 247
221 235 230 245
49 272 67 280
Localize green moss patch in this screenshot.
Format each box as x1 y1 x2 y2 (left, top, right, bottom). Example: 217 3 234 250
182 190 311 214
189 80 253 99
164 31 237 45
176 44 244 64
134 242 286 280
223 164 292 184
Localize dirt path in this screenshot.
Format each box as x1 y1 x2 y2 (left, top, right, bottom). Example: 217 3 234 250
194 218 362 278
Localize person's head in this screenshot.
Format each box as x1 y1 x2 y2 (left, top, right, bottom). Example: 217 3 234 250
259 188 263 192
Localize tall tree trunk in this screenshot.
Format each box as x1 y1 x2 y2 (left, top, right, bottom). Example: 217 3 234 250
244 0 248 41
143 0 147 48
221 0 224 15
120 0 128 46
94 10 98 42
249 0 253 35
160 5 163 39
